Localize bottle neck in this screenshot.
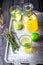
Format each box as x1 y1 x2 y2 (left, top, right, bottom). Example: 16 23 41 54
25 10 32 17
23 3 33 16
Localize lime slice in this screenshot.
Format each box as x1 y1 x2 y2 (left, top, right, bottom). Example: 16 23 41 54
21 43 31 48
15 9 22 22
14 23 22 30
11 10 15 14
15 9 20 14
10 10 15 16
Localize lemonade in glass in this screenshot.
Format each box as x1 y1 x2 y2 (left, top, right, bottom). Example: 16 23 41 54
20 35 33 53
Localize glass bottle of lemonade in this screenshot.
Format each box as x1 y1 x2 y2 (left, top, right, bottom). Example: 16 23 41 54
22 3 38 33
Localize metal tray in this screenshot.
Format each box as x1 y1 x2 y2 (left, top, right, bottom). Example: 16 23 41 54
4 11 43 65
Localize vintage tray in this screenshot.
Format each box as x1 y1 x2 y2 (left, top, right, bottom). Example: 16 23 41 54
4 11 43 65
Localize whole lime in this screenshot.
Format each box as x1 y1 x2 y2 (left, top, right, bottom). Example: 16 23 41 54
31 33 39 42
14 23 22 30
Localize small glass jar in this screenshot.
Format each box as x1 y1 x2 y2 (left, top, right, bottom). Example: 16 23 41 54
10 5 22 22
22 3 38 33
10 5 23 30
20 35 33 53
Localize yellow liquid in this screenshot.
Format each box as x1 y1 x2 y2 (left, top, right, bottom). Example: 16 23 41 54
22 47 37 53
22 47 33 53
23 14 38 33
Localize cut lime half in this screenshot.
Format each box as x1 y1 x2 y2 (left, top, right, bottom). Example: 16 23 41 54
13 22 23 30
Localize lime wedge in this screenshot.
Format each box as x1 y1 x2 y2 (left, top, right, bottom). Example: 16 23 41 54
15 14 21 22
14 23 22 30
21 43 31 48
